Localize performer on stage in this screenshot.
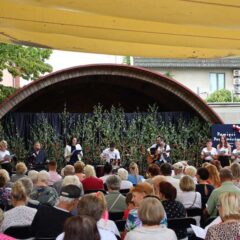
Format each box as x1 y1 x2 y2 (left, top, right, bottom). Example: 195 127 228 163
217 135 231 167
0 140 12 175
64 136 83 165
231 140 240 164
28 141 47 171
201 139 218 164
100 142 121 169
147 136 171 165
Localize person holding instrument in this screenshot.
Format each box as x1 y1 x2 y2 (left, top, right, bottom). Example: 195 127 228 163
147 136 171 165
201 139 218 164
64 136 83 165
217 135 231 167
0 140 12 175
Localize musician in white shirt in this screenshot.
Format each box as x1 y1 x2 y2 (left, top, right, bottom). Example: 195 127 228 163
201 139 218 163
100 142 121 169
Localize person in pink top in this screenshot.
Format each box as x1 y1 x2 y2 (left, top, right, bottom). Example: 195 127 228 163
81 165 104 192
47 161 62 186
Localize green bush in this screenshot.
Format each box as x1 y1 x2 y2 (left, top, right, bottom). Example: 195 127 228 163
206 89 240 103
0 84 16 104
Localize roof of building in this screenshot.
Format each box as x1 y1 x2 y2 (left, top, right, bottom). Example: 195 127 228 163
133 57 240 68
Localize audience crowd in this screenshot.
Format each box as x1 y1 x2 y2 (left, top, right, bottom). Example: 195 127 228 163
0 158 240 240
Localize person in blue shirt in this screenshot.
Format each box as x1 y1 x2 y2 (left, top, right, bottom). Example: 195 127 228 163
127 162 144 185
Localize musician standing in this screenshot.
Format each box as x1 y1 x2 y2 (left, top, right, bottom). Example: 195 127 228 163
100 142 121 169
148 136 171 165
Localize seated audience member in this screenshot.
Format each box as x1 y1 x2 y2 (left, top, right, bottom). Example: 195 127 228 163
47 161 62 186
82 165 104 192
53 165 75 195
195 168 214 209
125 197 177 240
100 163 113 184
145 163 160 184
159 181 187 239
62 215 100 240
230 163 240 188
0 208 15 240
18 177 40 209
56 194 117 240
123 192 135 220
30 170 58 206
105 175 126 212
173 162 184 179
160 163 181 193
10 162 27 182
62 175 84 196
2 181 37 232
0 169 11 210
125 182 167 232
205 192 240 240
177 175 201 209
127 162 144 185
152 175 166 195
117 168 133 190
31 184 81 239
185 166 197 183
27 170 38 186
205 164 221 188
206 168 240 217
74 161 86 182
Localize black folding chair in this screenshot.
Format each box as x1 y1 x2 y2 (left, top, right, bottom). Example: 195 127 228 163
84 189 107 195
115 219 126 232
4 225 33 239
186 208 203 217
109 211 124 221
119 189 130 195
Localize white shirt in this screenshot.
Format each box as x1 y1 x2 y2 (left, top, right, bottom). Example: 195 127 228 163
164 176 181 193
201 147 218 161
97 219 120 237
232 149 240 163
0 150 11 164
101 148 120 164
177 191 202 209
64 144 83 162
100 174 112 184
149 144 171 162
120 180 133 190
125 226 177 240
217 146 230 155
2 205 37 231
56 227 117 240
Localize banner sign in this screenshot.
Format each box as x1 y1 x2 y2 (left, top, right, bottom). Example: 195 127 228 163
211 124 240 148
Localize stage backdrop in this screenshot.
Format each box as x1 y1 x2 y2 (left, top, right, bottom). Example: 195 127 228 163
211 124 240 148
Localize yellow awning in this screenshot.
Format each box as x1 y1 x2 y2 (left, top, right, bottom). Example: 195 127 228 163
1 0 240 58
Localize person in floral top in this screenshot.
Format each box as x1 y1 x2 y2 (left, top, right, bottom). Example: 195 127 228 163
0 169 11 210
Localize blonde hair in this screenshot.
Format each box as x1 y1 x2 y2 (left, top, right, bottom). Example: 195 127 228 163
0 208 3 224
62 175 81 188
117 168 128 181
0 169 10 187
138 197 164 225
206 164 220 187
231 163 240 179
11 181 27 202
219 192 240 221
152 175 166 196
180 175 195 192
16 162 27 175
0 140 7 150
185 166 197 178
84 165 96 177
129 162 139 175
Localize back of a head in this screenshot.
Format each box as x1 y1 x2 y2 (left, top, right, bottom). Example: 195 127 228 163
160 163 172 176
38 170 50 183
64 215 100 240
28 170 39 184
138 197 164 226
12 181 27 202
159 181 177 201
62 175 81 188
180 175 195 192
148 164 160 177
103 163 112 175
106 175 121 191
60 184 81 202
84 165 96 178
74 161 85 174
117 168 128 181
185 166 197 178
18 177 33 196
0 169 10 187
48 161 57 170
231 163 240 179
197 168 209 181
64 165 75 176
131 182 154 195
16 162 27 175
220 168 233 182
77 195 104 221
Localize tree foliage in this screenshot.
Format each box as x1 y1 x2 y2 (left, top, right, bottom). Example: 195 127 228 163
0 43 53 81
206 89 240 102
0 84 16 103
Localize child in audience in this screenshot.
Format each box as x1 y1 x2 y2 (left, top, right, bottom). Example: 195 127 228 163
123 192 135 220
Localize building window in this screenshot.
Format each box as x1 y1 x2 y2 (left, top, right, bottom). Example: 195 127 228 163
209 73 225 93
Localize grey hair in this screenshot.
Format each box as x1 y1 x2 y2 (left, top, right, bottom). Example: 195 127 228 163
37 170 50 183
18 177 33 196
28 170 39 184
106 175 121 191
